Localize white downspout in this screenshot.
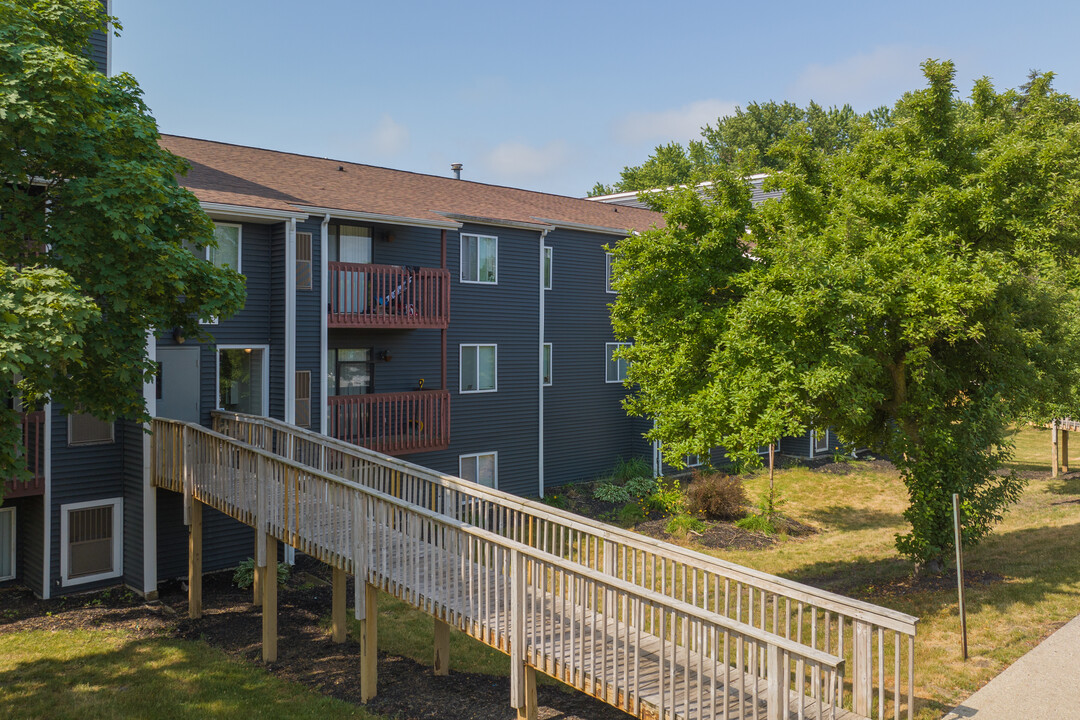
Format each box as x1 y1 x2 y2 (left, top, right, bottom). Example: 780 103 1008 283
42 402 52 599
320 214 330 436
141 330 157 598
284 218 297 566
538 228 550 498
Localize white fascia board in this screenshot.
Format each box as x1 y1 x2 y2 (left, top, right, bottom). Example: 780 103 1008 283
293 205 461 230
439 213 555 232
530 217 635 236
200 202 310 222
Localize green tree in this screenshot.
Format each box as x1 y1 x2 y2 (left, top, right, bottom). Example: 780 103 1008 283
588 100 864 196
0 0 246 493
609 60 1080 570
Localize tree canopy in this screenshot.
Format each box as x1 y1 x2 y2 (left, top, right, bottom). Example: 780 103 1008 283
609 61 1080 568
0 0 246 491
589 100 866 196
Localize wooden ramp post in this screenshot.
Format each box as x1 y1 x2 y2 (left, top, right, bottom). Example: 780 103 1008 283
253 536 264 607
516 666 537 720
188 499 202 619
360 582 378 701
433 617 450 676
332 567 347 644
1062 428 1070 474
263 535 278 662
1052 421 1059 478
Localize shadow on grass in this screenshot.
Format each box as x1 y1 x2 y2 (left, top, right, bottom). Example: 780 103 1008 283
1046 472 1080 496
803 504 905 532
0 633 368 720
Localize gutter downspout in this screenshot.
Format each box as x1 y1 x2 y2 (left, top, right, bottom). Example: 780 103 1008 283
538 228 550 498
141 330 158 598
320 214 330 436
42 402 51 599
284 218 297 567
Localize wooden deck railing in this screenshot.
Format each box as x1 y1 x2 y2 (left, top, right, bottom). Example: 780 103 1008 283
327 390 450 455
4 410 45 498
155 416 852 720
212 411 919 720
328 262 450 329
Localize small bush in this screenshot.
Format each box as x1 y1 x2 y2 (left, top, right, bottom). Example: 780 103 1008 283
624 475 658 499
617 502 646 527
233 557 291 589
665 513 706 537
593 481 631 504
735 514 775 534
686 471 747 521
644 476 685 517
611 456 652 483
541 492 567 509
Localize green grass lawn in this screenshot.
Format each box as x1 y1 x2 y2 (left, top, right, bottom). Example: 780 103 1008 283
720 426 1080 719
0 629 381 720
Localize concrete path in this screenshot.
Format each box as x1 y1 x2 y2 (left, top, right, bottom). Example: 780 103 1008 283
941 614 1080 719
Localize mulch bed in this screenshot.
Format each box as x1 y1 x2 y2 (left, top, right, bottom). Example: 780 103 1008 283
0 557 634 720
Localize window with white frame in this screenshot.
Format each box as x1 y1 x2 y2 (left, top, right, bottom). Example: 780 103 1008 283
0 507 14 581
543 246 552 290
68 412 114 446
814 429 830 453
218 347 268 415
61 498 122 585
685 454 703 468
460 344 496 393
295 370 311 428
296 231 313 290
460 452 497 488
461 234 497 284
606 342 630 383
543 343 552 386
605 252 615 293
184 222 241 273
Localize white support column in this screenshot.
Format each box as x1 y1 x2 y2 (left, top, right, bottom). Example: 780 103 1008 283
320 214 330 435
141 330 158 598
537 229 549 498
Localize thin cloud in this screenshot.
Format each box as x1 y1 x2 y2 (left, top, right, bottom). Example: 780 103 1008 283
790 46 936 109
615 99 739 146
480 140 570 182
368 114 410 157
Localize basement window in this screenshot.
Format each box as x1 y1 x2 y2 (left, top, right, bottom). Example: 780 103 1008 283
61 498 123 586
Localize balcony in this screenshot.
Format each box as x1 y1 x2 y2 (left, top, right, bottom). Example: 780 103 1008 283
4 410 45 498
327 390 450 455
328 262 450 329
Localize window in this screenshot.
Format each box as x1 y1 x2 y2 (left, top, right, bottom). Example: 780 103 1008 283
460 452 497 488
605 252 615 293
68 412 114 446
218 347 268 415
606 342 630 383
329 224 373 263
60 499 122 586
328 348 373 396
542 343 552 386
814 429 830 453
543 246 552 290
686 454 703 468
460 344 496 393
296 232 313 290
461 234 497 284
184 222 241 273
295 370 311 428
0 507 14 581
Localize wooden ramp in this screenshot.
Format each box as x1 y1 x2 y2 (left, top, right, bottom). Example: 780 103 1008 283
151 414 919 720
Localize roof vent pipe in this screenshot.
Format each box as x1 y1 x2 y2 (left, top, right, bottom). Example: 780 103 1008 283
451 163 462 180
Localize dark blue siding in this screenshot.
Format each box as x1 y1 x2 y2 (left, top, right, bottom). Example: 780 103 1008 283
88 1 109 76
269 222 286 421
297 219 323 431
1 496 43 595
121 418 144 592
543 229 651 489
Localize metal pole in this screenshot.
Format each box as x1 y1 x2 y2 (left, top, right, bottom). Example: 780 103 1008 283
953 493 968 660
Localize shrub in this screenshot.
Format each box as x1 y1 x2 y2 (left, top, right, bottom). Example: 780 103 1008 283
233 557 291 589
685 471 747 520
665 513 706 537
593 481 631 504
644 476 685 517
624 475 658 499
617 502 646 527
541 492 567 509
611 456 652 483
735 514 775 534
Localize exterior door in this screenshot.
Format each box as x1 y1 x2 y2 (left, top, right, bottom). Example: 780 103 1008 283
156 347 200 423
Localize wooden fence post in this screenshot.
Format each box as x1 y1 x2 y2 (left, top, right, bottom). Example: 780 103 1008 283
263 534 278 663
853 620 873 716
766 643 783 720
332 566 347 643
433 617 450 676
188 499 202 619
360 582 378 701
1062 429 1070 474
1052 421 1059 478
510 548 525 711
254 454 267 606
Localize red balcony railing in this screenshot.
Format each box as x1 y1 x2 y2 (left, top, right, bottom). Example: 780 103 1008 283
327 390 450 455
5 410 45 498
328 262 450 329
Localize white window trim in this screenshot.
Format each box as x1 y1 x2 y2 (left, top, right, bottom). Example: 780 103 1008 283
215 344 271 416
606 342 630 383
199 316 219 326
459 451 498 489
60 498 123 587
814 429 830 453
685 454 703 468
460 233 498 285
459 343 498 394
0 506 15 581
543 342 552 387
67 412 115 446
543 246 553 290
605 252 616 294
209 222 242 274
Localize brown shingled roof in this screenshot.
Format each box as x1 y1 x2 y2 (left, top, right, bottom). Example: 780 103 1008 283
160 135 663 233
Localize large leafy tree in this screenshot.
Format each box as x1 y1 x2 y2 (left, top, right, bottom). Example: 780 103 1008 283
0 0 246 493
589 101 864 196
610 61 1080 570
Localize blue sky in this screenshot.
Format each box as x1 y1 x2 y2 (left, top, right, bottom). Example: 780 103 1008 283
112 0 1080 197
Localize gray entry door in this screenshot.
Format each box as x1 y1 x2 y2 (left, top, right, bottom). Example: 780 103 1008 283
156 346 200 423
